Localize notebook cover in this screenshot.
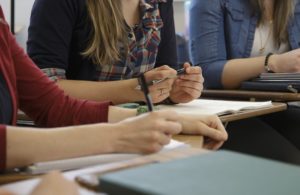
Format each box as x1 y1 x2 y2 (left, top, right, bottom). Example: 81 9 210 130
241 81 300 92
100 150 300 195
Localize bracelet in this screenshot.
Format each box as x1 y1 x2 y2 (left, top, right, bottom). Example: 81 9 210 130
136 106 148 115
136 105 159 115
264 53 273 72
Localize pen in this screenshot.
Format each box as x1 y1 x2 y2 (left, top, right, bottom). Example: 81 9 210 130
138 73 154 111
150 67 186 85
135 68 187 90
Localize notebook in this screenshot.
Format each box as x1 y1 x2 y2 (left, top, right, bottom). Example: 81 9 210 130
241 72 300 93
100 150 300 195
158 99 272 116
21 139 188 175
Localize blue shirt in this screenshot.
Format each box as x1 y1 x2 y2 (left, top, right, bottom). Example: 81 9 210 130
189 0 300 89
27 0 178 82
0 72 12 124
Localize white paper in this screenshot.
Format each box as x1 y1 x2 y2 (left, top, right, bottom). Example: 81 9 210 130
23 139 188 174
158 99 273 116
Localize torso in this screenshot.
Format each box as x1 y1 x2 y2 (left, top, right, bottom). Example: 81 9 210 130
0 72 12 125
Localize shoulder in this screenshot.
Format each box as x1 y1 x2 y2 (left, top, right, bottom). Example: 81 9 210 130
32 0 86 14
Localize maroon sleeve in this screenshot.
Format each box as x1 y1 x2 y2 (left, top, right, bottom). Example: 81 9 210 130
8 28 110 127
0 125 6 171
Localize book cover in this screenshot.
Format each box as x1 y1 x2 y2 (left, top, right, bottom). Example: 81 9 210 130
100 150 300 195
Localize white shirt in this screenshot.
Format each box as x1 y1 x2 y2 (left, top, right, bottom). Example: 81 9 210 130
250 21 290 57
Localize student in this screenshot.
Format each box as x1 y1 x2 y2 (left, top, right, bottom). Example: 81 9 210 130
189 0 300 163
0 8 227 171
27 0 203 105
0 172 79 195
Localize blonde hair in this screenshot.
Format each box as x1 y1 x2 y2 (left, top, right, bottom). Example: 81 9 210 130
251 0 294 47
82 0 129 66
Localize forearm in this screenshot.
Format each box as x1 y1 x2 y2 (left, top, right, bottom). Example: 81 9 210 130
56 79 144 104
6 124 117 169
222 56 266 89
108 106 137 123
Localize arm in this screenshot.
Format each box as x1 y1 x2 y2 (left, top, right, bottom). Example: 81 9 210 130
5 111 182 169
190 0 300 89
189 0 265 89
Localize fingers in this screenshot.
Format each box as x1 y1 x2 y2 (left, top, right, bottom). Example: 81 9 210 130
203 139 224 150
0 189 14 195
180 114 228 142
145 65 177 81
31 171 79 195
195 122 228 141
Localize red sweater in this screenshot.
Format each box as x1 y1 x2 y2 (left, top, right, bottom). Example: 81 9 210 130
0 8 110 171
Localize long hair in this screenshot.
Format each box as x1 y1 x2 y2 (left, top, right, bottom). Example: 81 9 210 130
82 0 129 66
251 0 294 47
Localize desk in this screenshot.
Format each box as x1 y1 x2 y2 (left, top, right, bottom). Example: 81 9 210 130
219 102 287 122
1 147 207 195
202 89 300 102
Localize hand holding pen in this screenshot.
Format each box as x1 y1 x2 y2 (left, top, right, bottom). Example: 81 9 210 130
138 63 204 104
141 65 178 103
169 62 204 103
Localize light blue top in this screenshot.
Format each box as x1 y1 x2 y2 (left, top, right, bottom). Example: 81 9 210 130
189 0 300 88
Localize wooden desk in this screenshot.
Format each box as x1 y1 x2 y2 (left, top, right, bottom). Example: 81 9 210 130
219 102 287 122
202 89 300 102
1 147 207 195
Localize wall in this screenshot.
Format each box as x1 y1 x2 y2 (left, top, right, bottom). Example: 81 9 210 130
0 0 35 49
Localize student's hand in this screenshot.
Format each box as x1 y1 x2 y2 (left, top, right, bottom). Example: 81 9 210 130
169 63 204 103
269 48 300 73
0 189 14 195
179 114 228 150
113 111 182 153
144 65 177 103
31 171 79 195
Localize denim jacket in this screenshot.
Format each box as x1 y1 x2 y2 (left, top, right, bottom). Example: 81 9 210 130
189 0 300 88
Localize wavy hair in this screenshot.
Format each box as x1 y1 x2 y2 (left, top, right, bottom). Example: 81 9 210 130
82 0 129 66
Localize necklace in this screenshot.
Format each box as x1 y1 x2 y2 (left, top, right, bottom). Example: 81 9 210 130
258 20 273 55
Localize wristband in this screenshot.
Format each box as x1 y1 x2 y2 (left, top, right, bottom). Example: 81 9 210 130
264 53 273 72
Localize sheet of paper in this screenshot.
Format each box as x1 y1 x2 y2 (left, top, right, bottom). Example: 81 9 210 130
158 99 272 116
23 139 188 175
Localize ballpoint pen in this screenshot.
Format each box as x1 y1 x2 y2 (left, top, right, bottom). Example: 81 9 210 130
135 68 186 90
138 73 154 111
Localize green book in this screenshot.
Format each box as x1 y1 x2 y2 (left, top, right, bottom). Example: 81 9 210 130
100 150 300 195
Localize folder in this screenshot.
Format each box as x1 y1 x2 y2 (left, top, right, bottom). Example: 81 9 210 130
100 150 300 195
